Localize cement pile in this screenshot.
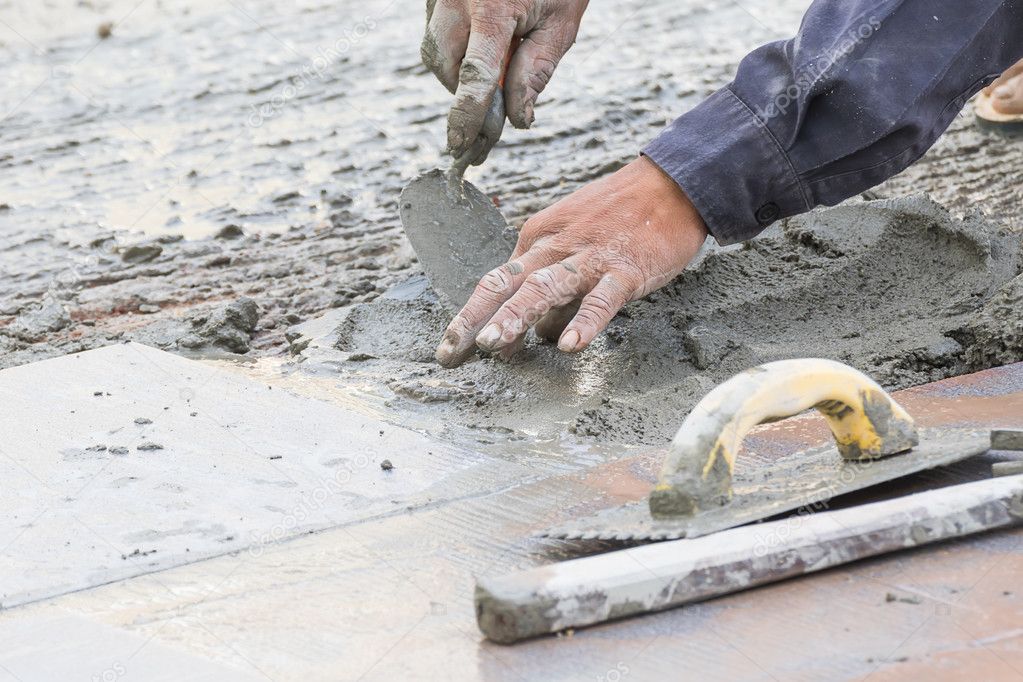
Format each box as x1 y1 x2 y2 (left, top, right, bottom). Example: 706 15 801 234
306 195 1022 446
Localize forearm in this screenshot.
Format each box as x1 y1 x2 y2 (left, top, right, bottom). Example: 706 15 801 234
645 0 1023 245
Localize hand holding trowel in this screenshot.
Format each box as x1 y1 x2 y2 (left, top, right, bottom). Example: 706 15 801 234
405 2 703 369
403 0 591 311
399 41 522 311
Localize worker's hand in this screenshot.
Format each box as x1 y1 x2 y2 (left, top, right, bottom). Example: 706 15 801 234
435 156 709 368
421 0 589 163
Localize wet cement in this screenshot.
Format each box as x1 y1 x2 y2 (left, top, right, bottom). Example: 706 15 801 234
1 0 1022 445
294 195 1023 446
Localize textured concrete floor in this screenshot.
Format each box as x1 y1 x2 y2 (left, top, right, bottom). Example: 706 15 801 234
1 346 1021 681
2 0 1019 368
3 0 1023 679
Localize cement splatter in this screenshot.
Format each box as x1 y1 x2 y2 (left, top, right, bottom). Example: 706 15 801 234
294 196 1022 446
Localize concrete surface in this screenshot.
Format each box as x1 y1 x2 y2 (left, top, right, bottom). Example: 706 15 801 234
1 346 1022 681
3 0 1023 678
0 342 538 608
285 196 1023 449
0 614 260 681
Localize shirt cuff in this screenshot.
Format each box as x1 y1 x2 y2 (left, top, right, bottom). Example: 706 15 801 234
642 87 811 245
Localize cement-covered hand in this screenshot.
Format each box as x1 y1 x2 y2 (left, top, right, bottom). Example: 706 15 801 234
421 0 589 164
434 156 709 368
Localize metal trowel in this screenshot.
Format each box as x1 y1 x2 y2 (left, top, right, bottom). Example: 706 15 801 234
541 358 992 542
399 86 519 311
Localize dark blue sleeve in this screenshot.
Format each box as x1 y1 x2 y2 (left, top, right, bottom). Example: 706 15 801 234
643 0 1023 245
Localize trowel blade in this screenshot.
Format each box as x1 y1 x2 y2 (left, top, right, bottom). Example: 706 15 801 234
541 427 991 542
399 169 519 311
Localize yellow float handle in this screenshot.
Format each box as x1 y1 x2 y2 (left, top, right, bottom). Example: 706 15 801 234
649 359 919 517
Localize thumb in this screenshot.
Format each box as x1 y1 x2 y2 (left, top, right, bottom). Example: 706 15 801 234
504 23 576 129
468 88 508 167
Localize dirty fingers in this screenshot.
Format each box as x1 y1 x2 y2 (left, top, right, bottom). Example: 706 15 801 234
435 156 710 368
421 0 590 165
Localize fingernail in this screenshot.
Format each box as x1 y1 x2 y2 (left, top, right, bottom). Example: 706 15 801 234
558 329 581 353
995 84 1014 99
476 323 503 350
435 338 457 363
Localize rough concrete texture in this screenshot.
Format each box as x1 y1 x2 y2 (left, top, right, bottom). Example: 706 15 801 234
177 297 261 353
958 274 1023 370
1 0 1022 381
1 1 1022 678
294 196 1022 446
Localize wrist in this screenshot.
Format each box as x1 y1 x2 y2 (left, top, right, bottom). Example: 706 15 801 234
634 155 709 243
638 154 703 223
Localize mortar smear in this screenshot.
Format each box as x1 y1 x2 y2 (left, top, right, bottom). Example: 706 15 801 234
306 195 1022 447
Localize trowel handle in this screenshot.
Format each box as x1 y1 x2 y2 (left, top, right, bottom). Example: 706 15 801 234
649 359 920 517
